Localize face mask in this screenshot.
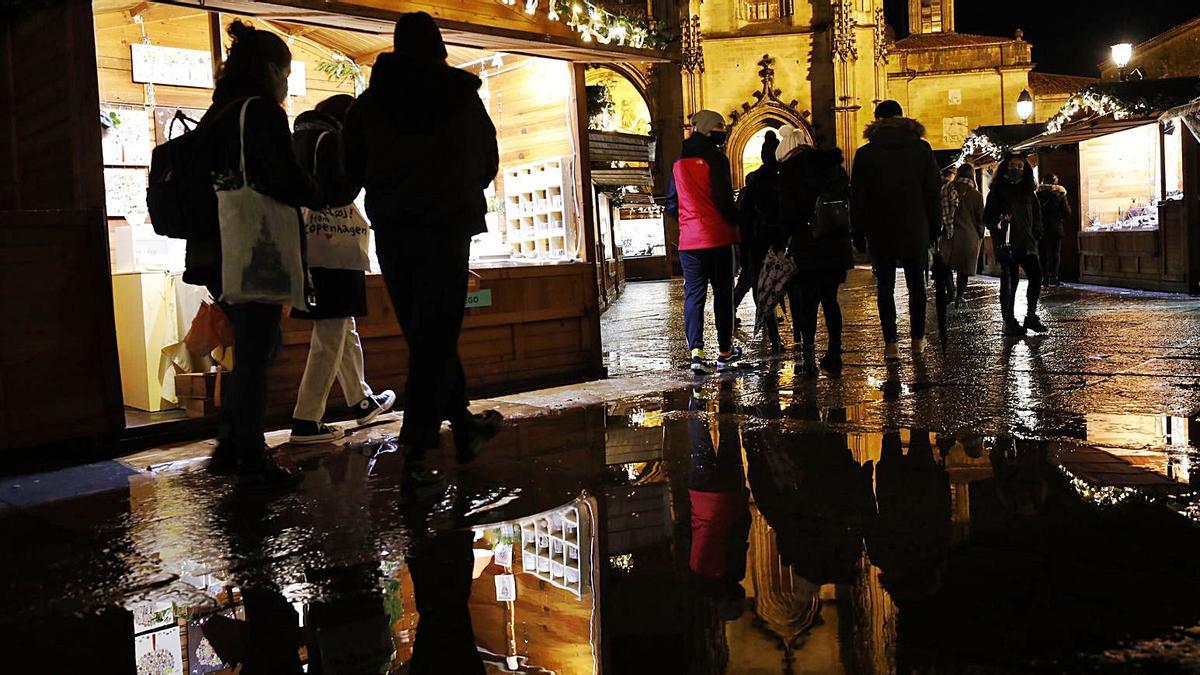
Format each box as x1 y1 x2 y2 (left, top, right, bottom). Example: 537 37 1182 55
709 130 728 147
1006 167 1023 182
268 63 289 104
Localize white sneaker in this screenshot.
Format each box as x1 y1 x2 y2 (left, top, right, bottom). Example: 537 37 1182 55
884 342 901 361
911 337 927 356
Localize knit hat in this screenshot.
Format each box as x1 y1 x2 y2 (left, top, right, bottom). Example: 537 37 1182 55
690 110 726 136
774 126 807 162
393 12 448 63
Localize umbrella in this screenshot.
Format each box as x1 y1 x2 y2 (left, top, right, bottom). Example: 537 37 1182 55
930 245 950 351
754 246 797 336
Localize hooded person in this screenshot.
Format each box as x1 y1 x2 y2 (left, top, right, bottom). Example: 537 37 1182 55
775 126 852 375
665 110 743 373
1036 173 1071 286
984 153 1046 336
343 12 503 480
849 100 941 361
733 130 783 351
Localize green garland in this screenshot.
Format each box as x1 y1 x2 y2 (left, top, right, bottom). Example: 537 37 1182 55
500 0 669 50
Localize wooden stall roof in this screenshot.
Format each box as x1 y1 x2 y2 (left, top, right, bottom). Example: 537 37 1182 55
154 0 673 63
1012 117 1158 152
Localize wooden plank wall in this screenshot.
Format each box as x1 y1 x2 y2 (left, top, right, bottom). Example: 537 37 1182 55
269 264 604 419
94 5 362 114
489 56 574 168
0 3 125 451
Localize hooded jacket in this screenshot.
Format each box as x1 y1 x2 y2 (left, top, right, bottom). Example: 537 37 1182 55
665 133 740 251
984 159 1043 256
1036 183 1071 237
778 146 854 273
343 52 498 237
850 117 941 262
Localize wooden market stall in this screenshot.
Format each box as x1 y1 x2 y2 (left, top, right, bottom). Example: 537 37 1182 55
1013 78 1200 293
0 0 681 452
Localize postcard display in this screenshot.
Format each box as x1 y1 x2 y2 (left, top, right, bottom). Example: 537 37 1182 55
519 500 591 598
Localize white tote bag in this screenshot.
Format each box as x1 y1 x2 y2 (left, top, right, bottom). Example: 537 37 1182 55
217 97 307 308
303 132 372 271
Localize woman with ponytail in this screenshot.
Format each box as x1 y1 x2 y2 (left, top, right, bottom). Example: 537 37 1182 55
185 20 320 484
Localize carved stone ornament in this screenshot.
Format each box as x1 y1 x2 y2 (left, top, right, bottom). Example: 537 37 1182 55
833 0 858 62
682 15 705 74
873 6 889 65
728 54 809 126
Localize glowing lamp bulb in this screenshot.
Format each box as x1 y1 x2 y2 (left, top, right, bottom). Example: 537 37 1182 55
1111 43 1133 69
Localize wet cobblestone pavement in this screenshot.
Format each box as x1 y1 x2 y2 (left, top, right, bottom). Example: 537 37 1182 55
6 270 1200 673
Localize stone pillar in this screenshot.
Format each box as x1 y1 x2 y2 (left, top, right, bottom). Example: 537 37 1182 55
831 0 862 167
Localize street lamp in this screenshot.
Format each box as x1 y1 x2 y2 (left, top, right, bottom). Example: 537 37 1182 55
1016 89 1034 123
1112 42 1133 81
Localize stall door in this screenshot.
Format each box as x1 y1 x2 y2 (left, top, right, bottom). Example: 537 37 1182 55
0 3 124 451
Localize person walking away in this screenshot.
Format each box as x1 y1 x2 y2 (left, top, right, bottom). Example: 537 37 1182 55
938 164 985 307
775 127 852 377
984 153 1046 336
288 94 396 445
850 100 941 360
1037 174 1070 286
343 12 503 481
186 21 320 483
734 130 783 352
665 110 743 373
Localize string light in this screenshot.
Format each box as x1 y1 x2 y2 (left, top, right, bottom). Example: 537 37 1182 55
525 0 538 15
492 0 661 49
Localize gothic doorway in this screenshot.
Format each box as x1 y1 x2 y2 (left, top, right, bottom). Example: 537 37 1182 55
726 55 814 187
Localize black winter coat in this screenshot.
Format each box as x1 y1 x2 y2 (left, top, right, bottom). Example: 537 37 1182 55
343 53 498 238
1036 184 1071 238
184 95 320 292
850 117 941 262
779 147 854 273
735 159 781 266
291 109 367 320
985 178 1043 256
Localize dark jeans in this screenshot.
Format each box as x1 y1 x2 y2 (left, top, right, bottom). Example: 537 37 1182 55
788 275 843 350
376 230 471 452
873 257 927 343
215 301 282 462
940 267 970 301
680 246 735 353
1041 234 1063 282
999 250 1042 321
407 530 485 675
733 257 757 308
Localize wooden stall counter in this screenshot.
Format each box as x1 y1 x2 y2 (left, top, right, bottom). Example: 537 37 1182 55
269 262 603 419
1077 200 1192 293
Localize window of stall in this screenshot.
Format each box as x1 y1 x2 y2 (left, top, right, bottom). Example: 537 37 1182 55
1078 121 1182 231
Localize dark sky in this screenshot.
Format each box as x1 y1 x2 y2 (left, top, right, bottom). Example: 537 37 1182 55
883 1 1200 77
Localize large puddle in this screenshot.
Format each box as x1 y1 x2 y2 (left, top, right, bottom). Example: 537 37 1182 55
3 375 1200 673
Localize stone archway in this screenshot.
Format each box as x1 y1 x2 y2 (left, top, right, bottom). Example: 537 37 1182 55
726 55 815 187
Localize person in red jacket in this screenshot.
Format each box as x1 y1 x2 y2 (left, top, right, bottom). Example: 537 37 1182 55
666 110 742 373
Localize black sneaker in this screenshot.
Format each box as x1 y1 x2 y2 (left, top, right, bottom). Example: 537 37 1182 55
1025 315 1049 334
800 346 818 378
453 410 504 463
690 348 709 374
716 347 743 372
352 390 397 426
1003 318 1028 337
289 419 345 445
205 446 238 476
819 350 843 374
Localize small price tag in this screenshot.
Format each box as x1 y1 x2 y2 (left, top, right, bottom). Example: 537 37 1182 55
495 543 512 567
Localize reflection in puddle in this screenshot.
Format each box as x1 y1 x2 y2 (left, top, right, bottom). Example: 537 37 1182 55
9 383 1200 673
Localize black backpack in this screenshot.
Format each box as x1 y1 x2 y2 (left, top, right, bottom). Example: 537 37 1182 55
146 110 204 239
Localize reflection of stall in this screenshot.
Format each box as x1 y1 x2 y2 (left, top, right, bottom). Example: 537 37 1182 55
1012 78 1200 293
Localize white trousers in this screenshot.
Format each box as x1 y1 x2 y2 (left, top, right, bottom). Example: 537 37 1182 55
293 317 373 422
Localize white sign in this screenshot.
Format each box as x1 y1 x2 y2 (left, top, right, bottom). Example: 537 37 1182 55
948 88 962 105
943 116 970 146
289 60 307 97
104 167 148 218
131 44 214 89
102 108 153 166
495 574 516 602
